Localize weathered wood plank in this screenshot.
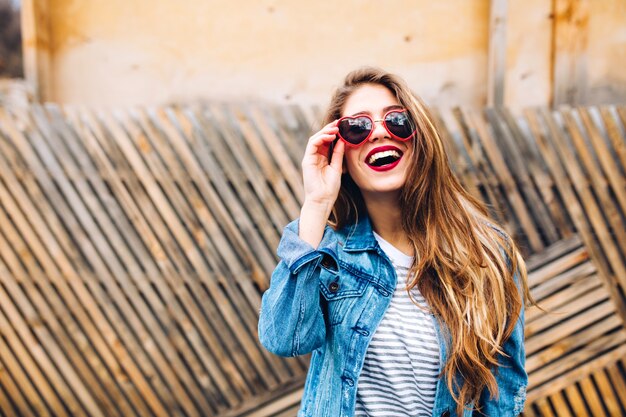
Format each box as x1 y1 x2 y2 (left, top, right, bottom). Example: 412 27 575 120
527 340 626 401
549 392 574 417
96 108 258 404
592 369 622 417
0 108 155 417
564 384 591 417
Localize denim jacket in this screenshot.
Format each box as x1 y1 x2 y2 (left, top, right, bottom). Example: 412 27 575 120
258 215 528 417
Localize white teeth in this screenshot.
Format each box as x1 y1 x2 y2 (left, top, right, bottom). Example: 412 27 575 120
367 150 401 165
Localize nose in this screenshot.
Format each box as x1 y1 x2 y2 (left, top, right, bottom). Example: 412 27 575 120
368 118 389 142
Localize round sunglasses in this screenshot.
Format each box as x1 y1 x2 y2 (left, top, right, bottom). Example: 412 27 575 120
337 109 416 147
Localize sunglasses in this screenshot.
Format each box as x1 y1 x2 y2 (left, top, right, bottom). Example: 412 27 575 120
337 109 416 147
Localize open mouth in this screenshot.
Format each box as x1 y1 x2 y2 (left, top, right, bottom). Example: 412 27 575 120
365 146 404 171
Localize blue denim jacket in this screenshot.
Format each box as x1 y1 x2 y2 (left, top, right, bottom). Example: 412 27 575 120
258 215 527 417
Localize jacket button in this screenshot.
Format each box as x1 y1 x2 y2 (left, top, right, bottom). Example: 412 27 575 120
329 281 339 292
441 411 450 417
320 255 337 271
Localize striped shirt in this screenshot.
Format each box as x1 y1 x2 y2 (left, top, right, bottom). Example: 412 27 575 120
355 233 440 416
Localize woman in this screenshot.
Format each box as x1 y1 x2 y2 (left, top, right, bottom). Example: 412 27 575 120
258 67 532 417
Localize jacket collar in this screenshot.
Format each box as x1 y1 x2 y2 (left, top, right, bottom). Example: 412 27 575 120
342 214 379 252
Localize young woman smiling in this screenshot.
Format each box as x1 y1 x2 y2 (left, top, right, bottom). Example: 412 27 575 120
258 68 532 417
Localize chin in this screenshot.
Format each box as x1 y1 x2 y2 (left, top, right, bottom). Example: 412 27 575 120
361 179 406 195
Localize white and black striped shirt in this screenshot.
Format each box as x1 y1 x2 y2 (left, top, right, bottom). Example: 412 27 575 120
355 233 440 416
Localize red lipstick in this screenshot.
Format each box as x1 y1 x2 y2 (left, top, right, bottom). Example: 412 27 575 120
365 145 404 172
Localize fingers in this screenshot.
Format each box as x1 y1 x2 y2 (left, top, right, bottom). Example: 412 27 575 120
305 121 339 155
329 139 345 171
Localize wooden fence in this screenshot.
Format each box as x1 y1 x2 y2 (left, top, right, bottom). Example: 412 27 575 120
0 103 624 416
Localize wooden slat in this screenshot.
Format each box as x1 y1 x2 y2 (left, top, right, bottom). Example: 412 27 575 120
526 314 623 372
74 107 248 410
99 107 270 400
450 108 510 225
527 343 626 402
48 104 218 417
536 397 556 417
578 108 626 219
0 108 155 417
0 131 130 416
468 108 545 248
525 235 583 272
24 105 178 417
606 364 626 412
562 109 626 272
500 108 562 243
210 104 289 234
148 107 299 381
41 105 211 417
549 392 574 417
527 261 595 305
557 109 626 287
195 105 281 259
0 272 49 417
232 105 301 218
591 369 623 417
485 108 550 249
564 384 591 417
0 353 36 417
180 106 279 276
579 376 607 417
0 294 72 417
433 109 484 200
599 107 626 175
526 108 626 324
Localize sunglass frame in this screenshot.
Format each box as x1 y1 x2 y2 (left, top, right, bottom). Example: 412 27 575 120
336 109 416 147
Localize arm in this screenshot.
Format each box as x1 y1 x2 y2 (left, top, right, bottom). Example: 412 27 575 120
258 219 339 357
259 120 344 357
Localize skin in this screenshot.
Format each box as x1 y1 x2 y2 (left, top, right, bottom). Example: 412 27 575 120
300 83 414 256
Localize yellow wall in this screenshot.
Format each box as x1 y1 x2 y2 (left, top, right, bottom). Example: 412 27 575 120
585 0 626 103
35 0 626 108
46 0 491 107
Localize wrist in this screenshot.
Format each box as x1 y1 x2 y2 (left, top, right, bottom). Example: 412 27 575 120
302 199 333 219
299 200 333 249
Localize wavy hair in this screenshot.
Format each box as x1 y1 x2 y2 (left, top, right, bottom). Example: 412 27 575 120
323 67 534 416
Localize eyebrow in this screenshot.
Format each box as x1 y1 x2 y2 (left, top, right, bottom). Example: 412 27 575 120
349 105 404 117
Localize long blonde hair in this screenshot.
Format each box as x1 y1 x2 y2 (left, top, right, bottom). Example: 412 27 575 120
324 67 534 415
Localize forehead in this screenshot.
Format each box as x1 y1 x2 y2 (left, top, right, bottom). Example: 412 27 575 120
342 84 400 117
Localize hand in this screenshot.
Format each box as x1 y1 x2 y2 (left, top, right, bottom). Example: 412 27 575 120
301 121 346 211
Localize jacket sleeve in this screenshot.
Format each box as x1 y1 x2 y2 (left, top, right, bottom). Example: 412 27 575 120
258 218 339 357
475 267 528 416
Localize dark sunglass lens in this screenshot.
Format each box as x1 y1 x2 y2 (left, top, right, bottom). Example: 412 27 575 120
385 111 414 139
339 117 372 145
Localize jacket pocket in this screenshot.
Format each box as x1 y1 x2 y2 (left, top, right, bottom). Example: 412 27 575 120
319 263 367 326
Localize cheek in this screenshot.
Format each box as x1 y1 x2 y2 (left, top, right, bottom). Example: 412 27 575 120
403 143 415 166
404 147 414 164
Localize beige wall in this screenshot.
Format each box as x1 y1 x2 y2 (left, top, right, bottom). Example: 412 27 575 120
582 0 626 104
27 0 626 108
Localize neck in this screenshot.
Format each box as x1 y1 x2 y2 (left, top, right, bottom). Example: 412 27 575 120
362 190 413 256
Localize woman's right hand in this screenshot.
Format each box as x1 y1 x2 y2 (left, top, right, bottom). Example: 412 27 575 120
301 121 346 210
298 121 345 248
